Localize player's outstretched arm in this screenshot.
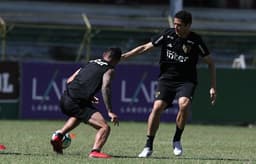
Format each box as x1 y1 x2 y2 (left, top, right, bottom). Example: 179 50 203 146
121 42 154 60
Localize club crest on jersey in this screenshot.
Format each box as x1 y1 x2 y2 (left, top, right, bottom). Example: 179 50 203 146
167 35 174 39
182 44 191 54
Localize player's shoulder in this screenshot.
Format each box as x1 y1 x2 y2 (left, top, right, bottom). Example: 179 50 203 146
188 31 204 43
162 28 175 35
189 31 202 38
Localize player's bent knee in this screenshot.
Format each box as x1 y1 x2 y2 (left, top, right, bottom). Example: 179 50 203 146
102 123 111 133
178 97 191 110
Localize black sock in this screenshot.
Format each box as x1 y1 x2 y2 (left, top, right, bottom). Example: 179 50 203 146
91 149 100 153
173 125 184 142
145 135 155 150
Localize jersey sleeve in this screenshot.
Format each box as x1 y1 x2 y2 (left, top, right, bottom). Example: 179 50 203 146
151 28 173 47
197 36 210 57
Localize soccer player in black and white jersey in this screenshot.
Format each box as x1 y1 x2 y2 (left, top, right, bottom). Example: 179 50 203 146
51 48 121 158
122 10 217 157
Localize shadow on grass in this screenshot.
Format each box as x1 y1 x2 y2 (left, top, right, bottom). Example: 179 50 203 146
0 152 81 156
1 152 254 162
112 155 254 162
0 152 48 156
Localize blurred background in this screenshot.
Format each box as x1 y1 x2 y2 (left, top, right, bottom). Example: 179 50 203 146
0 0 255 125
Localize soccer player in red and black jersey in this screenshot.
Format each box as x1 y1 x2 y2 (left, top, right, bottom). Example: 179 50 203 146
51 48 121 158
122 10 217 157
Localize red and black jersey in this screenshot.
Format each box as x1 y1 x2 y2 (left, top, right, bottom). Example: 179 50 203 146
151 28 209 84
67 59 114 101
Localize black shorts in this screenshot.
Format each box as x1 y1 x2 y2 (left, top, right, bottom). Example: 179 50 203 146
155 79 197 106
60 91 97 123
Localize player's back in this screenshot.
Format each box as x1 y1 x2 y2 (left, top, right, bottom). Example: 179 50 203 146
67 59 113 100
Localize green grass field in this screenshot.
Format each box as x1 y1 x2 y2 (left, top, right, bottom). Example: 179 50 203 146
0 120 255 164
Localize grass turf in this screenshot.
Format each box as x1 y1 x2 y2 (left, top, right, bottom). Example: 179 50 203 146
0 120 255 164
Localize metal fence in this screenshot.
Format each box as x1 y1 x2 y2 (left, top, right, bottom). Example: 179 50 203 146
1 8 256 68
1 22 256 68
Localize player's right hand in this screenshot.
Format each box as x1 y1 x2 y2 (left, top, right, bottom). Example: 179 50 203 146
108 112 119 126
210 88 216 105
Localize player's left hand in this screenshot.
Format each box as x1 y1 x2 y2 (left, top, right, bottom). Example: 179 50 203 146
210 88 217 105
108 112 119 126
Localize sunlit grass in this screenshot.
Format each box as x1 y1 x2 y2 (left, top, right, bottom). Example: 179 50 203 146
0 120 255 164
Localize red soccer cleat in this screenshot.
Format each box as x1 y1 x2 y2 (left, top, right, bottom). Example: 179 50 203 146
0 144 6 151
89 151 112 158
50 134 63 154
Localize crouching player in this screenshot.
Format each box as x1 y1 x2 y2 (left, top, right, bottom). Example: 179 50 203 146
51 47 122 158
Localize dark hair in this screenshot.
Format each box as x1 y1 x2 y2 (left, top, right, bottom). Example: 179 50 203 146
106 47 122 61
174 10 192 25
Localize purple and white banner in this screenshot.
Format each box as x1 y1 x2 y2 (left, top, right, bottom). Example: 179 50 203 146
21 61 81 119
97 64 178 122
21 61 178 122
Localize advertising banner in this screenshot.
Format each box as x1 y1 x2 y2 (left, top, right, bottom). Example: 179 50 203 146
97 64 178 122
0 61 19 119
0 61 19 99
21 61 178 122
21 61 81 119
